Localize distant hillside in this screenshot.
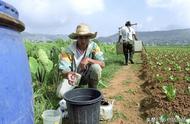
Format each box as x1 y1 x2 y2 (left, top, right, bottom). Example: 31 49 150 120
97 28 190 45
21 32 68 41
22 28 190 45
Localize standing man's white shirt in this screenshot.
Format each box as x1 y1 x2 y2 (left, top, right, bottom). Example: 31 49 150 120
119 26 136 41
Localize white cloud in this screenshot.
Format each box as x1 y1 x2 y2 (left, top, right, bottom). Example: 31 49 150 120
146 0 190 25
69 0 104 15
5 0 105 34
146 0 173 7
146 0 190 8
146 16 153 22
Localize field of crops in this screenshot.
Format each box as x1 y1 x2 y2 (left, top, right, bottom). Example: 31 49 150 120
141 46 190 123
24 39 123 124
24 39 190 124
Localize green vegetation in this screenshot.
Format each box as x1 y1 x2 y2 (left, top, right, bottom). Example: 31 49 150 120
24 39 123 123
113 95 124 101
112 110 128 121
126 89 137 95
142 46 190 124
25 39 190 123
145 47 190 100
162 84 176 101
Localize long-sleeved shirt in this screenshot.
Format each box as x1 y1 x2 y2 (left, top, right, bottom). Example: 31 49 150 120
59 41 104 74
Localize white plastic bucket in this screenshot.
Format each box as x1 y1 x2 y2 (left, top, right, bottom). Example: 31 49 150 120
42 110 62 124
134 40 143 52
100 100 115 120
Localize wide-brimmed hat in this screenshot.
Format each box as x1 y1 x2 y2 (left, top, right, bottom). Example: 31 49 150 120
69 23 97 39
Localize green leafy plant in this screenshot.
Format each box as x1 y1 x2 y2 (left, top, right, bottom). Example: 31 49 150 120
127 89 137 95
175 115 190 124
159 114 168 123
185 67 190 72
29 49 53 84
35 65 46 84
156 61 163 66
174 63 181 71
185 76 190 83
49 46 60 66
162 84 176 101
38 49 53 73
113 95 124 101
112 110 128 121
155 74 164 83
29 57 38 74
186 62 190 67
169 75 178 82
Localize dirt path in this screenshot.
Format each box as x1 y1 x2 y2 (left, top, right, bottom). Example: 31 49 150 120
101 63 147 124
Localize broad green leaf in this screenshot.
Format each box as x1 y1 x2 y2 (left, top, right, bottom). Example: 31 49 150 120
163 84 176 101
29 57 39 74
44 60 53 72
160 114 168 123
38 49 49 64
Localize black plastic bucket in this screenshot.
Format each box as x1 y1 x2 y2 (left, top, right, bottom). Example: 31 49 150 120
64 88 102 124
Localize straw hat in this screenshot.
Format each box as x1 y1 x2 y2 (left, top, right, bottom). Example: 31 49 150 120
69 23 97 39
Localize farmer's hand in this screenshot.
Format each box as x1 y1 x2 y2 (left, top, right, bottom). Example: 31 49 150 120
67 72 77 85
79 58 90 70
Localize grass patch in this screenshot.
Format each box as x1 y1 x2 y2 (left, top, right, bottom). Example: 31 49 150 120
126 89 137 95
131 53 142 71
112 110 128 121
113 95 124 101
98 53 123 89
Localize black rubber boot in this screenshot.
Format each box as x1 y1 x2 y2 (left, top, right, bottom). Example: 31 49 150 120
88 79 98 88
124 53 128 65
130 59 134 64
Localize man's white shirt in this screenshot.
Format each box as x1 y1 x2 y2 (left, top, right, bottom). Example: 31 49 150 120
119 26 135 41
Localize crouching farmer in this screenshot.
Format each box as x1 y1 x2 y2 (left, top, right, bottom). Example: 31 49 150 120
57 23 105 98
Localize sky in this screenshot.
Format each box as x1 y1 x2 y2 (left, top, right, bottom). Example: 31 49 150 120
4 0 190 36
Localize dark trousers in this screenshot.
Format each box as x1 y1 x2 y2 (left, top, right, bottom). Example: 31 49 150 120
79 64 102 88
123 42 134 64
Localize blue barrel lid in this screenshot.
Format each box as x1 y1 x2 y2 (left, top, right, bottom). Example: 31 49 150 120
0 0 19 19
0 1 24 32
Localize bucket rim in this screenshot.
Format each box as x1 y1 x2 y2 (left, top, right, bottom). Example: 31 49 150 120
63 88 102 105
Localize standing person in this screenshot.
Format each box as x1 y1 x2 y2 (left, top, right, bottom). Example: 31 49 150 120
118 21 138 65
57 23 105 98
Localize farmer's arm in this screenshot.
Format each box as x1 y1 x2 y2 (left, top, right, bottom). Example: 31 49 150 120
80 43 105 69
133 34 138 40
81 58 105 68
118 28 122 42
132 28 138 40
59 51 77 85
88 58 105 68
59 51 72 74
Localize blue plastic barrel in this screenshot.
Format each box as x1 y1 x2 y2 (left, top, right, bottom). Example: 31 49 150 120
0 1 34 124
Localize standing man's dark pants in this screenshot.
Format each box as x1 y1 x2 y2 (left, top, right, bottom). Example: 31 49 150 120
123 42 134 65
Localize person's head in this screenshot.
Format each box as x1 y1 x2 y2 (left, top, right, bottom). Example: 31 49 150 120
77 35 90 48
125 21 131 27
69 23 97 49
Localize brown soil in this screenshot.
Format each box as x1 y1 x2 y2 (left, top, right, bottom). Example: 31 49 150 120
140 52 190 122
141 78 190 119
101 64 147 124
